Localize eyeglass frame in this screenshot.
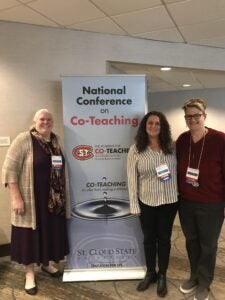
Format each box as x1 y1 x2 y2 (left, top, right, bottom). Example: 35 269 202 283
184 113 205 121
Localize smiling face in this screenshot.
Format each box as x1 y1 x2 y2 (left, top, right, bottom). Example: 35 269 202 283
34 111 53 139
184 106 206 132
146 115 161 139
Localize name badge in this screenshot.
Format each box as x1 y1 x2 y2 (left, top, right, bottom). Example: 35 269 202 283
186 167 199 187
51 155 62 169
155 163 171 182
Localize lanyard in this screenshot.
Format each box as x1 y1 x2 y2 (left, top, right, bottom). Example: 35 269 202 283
188 130 206 169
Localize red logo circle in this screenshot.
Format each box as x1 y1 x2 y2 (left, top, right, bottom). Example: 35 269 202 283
72 145 94 160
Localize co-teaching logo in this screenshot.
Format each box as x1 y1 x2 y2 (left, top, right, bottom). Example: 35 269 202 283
72 145 94 160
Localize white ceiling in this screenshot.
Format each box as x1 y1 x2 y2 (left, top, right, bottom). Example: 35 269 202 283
109 62 225 92
1 0 225 92
1 0 225 48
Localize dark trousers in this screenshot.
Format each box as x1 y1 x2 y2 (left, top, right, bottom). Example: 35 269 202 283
139 201 178 275
179 197 224 288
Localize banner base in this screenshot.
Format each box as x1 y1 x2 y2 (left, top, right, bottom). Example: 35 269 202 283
63 267 146 282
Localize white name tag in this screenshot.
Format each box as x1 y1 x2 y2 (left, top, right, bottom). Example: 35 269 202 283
155 163 171 182
186 167 199 187
51 155 62 169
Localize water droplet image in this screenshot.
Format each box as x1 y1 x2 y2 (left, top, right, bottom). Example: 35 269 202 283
72 198 131 220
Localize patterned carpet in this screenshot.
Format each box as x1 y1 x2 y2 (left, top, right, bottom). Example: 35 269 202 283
0 259 115 300
1 224 225 300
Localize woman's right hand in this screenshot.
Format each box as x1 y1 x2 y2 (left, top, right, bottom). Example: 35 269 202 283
8 183 25 215
12 197 25 215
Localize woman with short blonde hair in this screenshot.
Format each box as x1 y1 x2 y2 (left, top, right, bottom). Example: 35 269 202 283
177 98 225 300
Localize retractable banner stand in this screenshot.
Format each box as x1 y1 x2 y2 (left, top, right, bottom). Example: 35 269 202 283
62 75 147 281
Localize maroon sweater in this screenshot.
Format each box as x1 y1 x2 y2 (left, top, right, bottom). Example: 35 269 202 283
176 128 225 203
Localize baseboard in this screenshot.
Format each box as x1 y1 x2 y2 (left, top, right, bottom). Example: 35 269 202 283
0 243 10 257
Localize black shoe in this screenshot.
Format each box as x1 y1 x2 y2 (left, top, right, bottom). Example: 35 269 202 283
25 280 37 295
137 271 157 291
157 274 167 297
41 266 62 278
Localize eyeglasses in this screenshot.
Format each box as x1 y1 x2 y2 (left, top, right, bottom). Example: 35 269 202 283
184 113 203 120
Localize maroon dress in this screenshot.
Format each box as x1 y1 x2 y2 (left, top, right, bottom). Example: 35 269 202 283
11 135 69 265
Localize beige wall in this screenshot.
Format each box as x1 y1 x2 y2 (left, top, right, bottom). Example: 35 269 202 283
1 21 225 244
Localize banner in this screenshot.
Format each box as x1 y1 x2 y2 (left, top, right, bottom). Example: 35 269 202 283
62 75 147 281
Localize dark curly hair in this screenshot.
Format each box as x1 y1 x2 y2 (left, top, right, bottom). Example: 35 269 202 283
135 111 173 154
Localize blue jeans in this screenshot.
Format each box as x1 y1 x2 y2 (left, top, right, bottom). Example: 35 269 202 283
179 197 224 288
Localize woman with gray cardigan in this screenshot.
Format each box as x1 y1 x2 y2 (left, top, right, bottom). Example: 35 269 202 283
2 109 70 295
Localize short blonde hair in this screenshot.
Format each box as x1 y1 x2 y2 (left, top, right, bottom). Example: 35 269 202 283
182 98 207 113
33 108 53 123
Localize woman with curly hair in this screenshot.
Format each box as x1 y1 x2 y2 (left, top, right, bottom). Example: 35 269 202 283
127 111 178 297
